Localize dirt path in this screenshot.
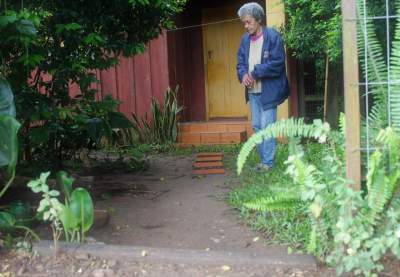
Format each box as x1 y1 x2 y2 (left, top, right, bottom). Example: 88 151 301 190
90 154 271 252
2 154 337 276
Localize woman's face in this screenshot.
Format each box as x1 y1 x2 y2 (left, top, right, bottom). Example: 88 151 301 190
241 14 261 35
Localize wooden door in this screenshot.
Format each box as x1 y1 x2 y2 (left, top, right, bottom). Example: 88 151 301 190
202 7 250 119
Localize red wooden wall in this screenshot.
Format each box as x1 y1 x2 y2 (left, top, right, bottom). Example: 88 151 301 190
69 25 207 122
70 33 171 120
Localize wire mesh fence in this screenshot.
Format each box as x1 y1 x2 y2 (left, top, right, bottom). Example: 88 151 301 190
355 0 400 172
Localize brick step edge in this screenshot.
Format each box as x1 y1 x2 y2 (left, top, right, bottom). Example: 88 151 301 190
196 156 223 162
197 152 223 157
192 168 226 175
193 161 224 169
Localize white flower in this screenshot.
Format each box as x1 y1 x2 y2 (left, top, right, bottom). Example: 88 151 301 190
347 248 356 256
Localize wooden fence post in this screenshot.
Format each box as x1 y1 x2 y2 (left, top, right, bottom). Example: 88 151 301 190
341 0 361 190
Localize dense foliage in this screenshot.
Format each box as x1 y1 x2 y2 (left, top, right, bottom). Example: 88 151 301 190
282 0 395 62
282 0 342 62
0 0 186 169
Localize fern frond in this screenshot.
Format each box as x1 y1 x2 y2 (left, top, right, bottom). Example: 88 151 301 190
243 192 302 212
358 129 400 226
356 0 389 132
356 0 387 89
237 118 331 175
389 3 400 130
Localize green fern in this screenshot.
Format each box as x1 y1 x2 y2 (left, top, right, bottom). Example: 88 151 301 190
390 3 400 131
243 192 302 212
237 118 331 175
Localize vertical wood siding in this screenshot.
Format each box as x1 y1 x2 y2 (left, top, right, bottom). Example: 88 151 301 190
167 11 206 122
73 34 171 120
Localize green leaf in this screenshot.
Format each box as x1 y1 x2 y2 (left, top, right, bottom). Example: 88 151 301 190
70 188 94 232
0 212 16 231
83 33 105 45
0 115 20 174
48 190 60 197
27 180 40 189
65 22 82 31
0 78 16 117
57 171 74 200
15 19 37 36
56 22 82 34
58 204 77 231
39 172 51 185
0 14 17 28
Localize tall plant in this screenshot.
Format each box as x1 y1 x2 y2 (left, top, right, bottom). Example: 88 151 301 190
132 86 183 144
28 171 94 251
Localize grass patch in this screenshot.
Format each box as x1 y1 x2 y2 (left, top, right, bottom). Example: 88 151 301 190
227 142 326 250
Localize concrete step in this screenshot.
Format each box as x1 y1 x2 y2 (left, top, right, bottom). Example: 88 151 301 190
33 241 317 270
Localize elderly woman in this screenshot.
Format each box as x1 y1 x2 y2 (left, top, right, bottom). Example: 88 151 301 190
236 2 289 171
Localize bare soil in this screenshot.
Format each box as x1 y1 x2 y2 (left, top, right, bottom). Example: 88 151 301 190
1 153 389 276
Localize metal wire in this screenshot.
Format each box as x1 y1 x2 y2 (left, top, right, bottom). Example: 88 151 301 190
166 11 283 32
345 15 400 21
167 18 241 32
386 0 391 126
362 0 370 169
356 81 400 86
357 1 400 173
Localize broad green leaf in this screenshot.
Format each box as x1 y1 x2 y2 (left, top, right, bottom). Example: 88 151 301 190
0 78 16 116
58 203 77 231
70 188 94 232
0 115 20 173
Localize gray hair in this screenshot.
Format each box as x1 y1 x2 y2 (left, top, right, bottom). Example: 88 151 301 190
237 2 265 23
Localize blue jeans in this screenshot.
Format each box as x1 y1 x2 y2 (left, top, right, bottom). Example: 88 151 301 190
248 93 277 167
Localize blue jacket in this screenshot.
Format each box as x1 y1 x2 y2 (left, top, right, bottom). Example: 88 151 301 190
236 27 290 110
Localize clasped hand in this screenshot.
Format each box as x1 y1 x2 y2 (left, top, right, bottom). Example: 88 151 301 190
242 73 254 88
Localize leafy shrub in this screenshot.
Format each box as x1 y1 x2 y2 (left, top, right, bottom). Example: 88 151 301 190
236 116 400 275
